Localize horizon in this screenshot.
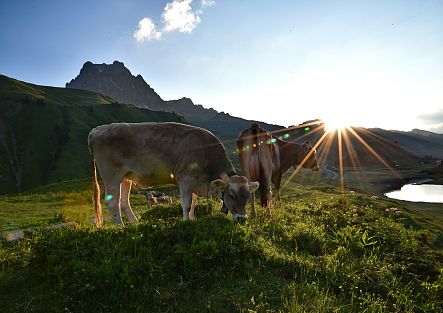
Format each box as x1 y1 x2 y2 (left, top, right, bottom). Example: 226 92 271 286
1 1 442 133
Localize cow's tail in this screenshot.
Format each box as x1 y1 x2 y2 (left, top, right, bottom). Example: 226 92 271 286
91 156 103 227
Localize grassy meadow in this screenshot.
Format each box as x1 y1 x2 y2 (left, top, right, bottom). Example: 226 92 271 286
1 179 442 312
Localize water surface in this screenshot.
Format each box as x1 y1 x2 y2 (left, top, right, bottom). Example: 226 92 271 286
385 184 443 203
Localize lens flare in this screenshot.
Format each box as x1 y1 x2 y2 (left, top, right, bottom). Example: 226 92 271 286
322 117 350 131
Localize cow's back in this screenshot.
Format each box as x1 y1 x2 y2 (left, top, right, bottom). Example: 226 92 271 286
89 122 234 186
237 124 273 182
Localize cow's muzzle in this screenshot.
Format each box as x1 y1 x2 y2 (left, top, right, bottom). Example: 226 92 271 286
233 214 247 222
311 165 320 171
221 204 229 215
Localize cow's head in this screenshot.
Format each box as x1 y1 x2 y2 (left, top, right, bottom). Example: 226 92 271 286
210 175 259 222
300 140 319 171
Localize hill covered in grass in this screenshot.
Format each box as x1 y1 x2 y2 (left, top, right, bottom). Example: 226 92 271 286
0 75 185 194
1 181 442 312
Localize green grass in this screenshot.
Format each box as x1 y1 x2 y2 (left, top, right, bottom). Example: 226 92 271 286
1 180 442 312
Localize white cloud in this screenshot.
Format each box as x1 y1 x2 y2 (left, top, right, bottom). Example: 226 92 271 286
162 0 200 33
133 18 161 42
201 0 215 7
134 0 214 42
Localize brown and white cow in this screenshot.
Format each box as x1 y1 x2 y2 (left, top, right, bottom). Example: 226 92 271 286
271 137 319 200
236 123 279 216
88 122 259 226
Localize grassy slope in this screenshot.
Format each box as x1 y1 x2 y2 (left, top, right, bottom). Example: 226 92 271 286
0 75 185 194
1 181 442 313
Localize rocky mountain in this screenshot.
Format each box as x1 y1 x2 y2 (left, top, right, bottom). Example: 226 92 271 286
66 61 164 110
66 61 282 140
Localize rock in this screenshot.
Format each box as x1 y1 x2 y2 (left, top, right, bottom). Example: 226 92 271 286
3 230 25 241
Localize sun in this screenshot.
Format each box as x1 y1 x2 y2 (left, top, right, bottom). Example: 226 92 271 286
322 116 351 132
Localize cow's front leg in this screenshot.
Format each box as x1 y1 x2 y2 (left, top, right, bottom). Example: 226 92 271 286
104 181 124 225
274 173 282 202
120 179 138 223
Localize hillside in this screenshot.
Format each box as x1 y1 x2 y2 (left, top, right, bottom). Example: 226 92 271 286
66 61 283 139
370 128 443 160
0 75 185 194
1 181 442 312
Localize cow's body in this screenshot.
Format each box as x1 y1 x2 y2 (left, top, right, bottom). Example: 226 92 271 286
271 137 319 200
89 122 257 225
237 123 279 215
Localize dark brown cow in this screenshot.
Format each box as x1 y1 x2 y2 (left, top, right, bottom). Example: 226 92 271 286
237 123 279 215
271 137 319 200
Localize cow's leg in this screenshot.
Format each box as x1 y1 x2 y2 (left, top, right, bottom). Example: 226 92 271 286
179 184 193 220
274 173 282 202
120 179 138 223
104 179 124 225
189 192 198 220
249 192 256 217
260 180 272 208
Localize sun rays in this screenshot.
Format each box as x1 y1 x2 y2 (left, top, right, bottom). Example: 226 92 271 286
214 119 399 195
278 123 398 193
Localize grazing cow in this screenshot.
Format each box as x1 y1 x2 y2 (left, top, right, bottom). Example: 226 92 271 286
146 191 173 205
271 137 319 200
145 191 158 206
88 122 259 226
237 123 279 215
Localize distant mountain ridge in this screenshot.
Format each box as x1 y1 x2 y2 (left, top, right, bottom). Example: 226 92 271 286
369 128 443 159
66 61 282 139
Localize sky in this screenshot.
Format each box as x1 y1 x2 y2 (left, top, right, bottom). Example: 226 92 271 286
1 0 443 133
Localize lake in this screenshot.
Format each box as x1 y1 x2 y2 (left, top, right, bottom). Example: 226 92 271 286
385 183 443 203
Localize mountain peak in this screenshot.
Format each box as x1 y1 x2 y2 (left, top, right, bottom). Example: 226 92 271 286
112 60 124 66
66 61 163 109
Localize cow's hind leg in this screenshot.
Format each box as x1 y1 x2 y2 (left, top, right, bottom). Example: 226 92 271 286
120 179 138 223
104 179 124 225
189 192 198 220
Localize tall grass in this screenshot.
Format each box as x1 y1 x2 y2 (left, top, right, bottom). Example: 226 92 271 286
1 183 442 312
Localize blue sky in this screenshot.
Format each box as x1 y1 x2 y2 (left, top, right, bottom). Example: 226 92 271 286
1 0 442 132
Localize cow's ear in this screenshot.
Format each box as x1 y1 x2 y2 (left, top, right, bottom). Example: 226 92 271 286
210 179 226 195
248 181 259 193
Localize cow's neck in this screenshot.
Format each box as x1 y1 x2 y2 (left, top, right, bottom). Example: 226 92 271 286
293 143 304 166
